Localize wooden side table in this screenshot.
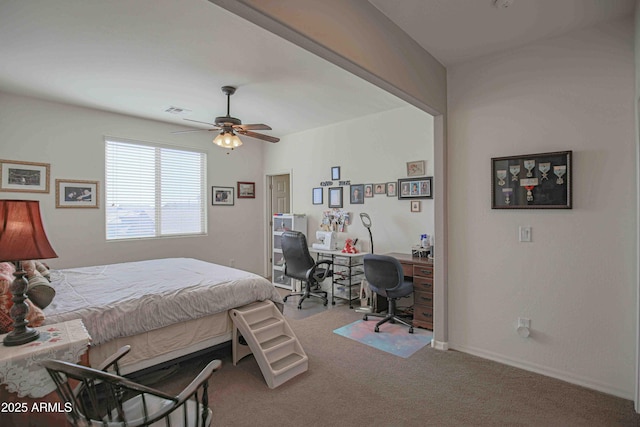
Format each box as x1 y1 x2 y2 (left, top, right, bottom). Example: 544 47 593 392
0 319 91 427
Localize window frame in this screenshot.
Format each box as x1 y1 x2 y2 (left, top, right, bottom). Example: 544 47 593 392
104 137 207 241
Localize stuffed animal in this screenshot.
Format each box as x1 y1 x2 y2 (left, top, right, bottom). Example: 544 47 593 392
341 238 358 254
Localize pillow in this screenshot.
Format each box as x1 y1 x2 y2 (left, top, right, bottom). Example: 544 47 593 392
26 274 55 309
35 261 51 281
0 261 46 333
22 260 55 309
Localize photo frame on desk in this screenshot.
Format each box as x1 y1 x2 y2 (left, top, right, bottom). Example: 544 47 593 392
398 177 432 199
491 151 572 209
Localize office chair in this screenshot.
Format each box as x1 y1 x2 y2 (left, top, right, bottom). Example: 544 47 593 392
362 254 414 333
42 345 221 427
281 230 332 309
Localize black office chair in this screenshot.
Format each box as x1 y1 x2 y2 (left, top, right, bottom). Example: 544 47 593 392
281 230 332 309
362 254 414 333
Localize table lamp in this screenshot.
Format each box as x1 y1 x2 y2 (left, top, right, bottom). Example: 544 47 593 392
0 200 57 346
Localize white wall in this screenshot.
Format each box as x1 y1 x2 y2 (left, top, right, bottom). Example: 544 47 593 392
0 92 266 273
264 105 434 254
448 18 636 398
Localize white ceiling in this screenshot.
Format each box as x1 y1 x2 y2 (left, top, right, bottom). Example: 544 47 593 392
369 0 635 66
0 0 634 140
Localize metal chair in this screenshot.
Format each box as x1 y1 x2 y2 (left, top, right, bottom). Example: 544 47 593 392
362 254 414 333
281 230 332 309
42 345 221 427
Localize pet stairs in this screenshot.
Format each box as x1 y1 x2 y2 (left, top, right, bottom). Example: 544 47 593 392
230 300 308 388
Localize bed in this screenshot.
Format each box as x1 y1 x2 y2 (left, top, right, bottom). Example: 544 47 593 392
41 257 283 374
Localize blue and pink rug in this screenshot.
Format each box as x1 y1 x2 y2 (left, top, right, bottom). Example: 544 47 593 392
333 319 432 358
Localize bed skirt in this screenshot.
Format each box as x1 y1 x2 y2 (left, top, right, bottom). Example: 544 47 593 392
88 310 231 374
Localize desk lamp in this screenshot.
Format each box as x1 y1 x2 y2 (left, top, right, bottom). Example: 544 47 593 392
0 200 57 346
359 213 373 254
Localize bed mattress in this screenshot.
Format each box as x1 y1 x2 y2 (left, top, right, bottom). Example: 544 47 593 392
43 258 282 345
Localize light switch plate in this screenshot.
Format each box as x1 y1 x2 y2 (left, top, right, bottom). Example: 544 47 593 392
519 226 532 242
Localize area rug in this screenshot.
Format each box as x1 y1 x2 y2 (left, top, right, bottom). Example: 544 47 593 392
333 319 432 358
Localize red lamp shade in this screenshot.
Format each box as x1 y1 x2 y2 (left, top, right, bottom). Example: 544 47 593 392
0 200 57 262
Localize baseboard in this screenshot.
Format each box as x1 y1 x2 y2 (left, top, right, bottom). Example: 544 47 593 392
449 342 632 400
431 338 449 351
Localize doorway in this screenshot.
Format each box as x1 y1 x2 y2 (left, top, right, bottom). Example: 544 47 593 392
266 173 291 279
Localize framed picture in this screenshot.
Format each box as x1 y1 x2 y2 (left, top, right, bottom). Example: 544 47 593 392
374 183 386 195
491 151 572 209
312 187 323 205
212 186 234 206
411 200 421 212
0 159 50 193
406 160 426 177
398 177 432 199
237 181 255 199
364 184 373 198
331 166 341 180
56 179 99 208
350 184 364 204
328 187 343 208
386 182 397 197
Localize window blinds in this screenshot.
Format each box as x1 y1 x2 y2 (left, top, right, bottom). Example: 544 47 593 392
105 138 206 240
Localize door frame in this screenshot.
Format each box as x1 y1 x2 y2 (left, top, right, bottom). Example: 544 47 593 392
264 170 293 278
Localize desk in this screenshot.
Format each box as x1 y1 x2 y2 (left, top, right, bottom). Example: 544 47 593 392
386 252 434 330
0 319 91 427
309 248 369 308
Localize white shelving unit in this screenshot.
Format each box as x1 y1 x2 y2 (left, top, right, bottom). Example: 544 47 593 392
272 213 307 289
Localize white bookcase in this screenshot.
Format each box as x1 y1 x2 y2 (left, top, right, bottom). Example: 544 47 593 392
272 214 307 289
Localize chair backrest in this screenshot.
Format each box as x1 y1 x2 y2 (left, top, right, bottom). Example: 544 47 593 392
42 355 218 427
281 230 315 281
363 254 404 293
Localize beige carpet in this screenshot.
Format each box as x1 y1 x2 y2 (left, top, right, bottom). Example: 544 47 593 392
153 308 640 426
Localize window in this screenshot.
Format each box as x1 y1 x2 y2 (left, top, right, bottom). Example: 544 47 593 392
105 138 207 240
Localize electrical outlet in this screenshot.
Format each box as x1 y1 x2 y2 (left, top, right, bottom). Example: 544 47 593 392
519 226 532 242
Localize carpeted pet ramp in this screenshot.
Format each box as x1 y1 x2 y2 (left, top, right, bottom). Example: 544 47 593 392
230 300 308 388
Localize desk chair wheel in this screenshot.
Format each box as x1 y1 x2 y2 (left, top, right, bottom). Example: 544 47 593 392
283 296 289 302
363 314 368 321
374 326 380 333
409 327 414 334
323 300 328 306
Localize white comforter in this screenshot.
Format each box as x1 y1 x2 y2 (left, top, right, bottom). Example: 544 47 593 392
43 258 283 345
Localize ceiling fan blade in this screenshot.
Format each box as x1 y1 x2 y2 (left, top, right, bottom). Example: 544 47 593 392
237 130 280 143
234 123 272 131
171 129 209 134
183 118 219 127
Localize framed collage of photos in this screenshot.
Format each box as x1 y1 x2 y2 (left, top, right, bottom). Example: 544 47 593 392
491 151 571 209
398 177 432 199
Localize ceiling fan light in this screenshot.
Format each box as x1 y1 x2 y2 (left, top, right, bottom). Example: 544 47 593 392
213 131 242 149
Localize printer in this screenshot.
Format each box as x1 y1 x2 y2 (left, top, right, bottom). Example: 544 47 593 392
312 230 337 251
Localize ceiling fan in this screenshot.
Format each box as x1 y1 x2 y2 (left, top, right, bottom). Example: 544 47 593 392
172 86 280 148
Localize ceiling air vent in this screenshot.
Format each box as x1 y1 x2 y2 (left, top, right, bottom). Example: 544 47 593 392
164 106 192 115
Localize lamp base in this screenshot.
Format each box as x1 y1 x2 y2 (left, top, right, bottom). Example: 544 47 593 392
3 327 39 346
